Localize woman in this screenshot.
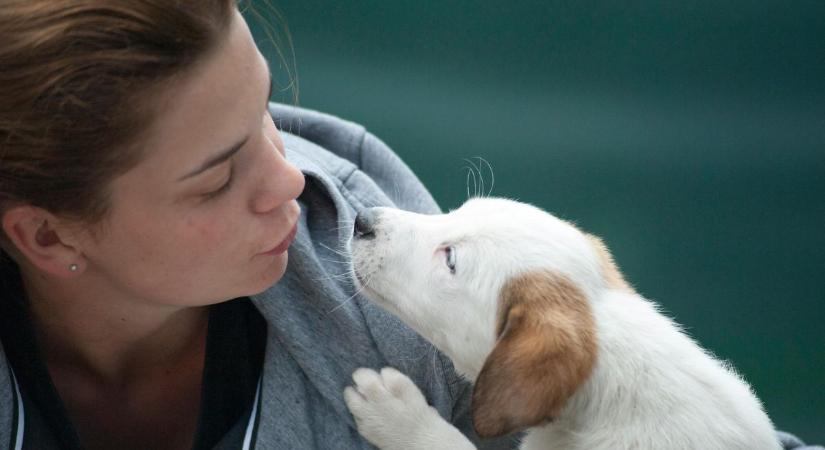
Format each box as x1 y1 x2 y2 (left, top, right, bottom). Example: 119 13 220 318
0 1 511 449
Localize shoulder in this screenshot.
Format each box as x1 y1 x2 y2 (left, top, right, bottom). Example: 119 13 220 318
269 102 368 168
268 102 441 215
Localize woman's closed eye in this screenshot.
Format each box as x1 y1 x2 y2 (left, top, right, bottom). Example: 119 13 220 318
202 165 234 200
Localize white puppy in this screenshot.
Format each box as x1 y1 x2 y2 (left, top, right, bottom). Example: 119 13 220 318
343 197 781 450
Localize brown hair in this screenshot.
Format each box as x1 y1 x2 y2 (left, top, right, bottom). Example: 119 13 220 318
0 0 236 246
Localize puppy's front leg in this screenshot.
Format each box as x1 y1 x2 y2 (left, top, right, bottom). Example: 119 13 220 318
344 367 478 450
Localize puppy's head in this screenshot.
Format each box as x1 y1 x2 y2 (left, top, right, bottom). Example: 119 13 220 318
349 197 629 437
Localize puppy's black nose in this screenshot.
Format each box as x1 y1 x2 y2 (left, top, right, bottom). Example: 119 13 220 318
354 209 377 239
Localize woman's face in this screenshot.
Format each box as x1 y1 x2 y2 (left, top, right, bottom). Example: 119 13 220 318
75 10 305 307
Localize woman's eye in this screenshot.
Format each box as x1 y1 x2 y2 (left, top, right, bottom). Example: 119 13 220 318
203 167 234 200
445 246 456 274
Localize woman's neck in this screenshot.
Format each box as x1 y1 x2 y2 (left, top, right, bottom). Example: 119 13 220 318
20 266 210 386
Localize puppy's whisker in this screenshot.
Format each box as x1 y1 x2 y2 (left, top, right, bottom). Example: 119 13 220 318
316 256 348 265
326 269 373 315
463 165 478 200
328 220 355 233
311 271 356 283
463 157 484 198
474 158 485 198
465 168 471 200
318 242 350 258
475 156 495 197
327 226 355 235
328 221 355 233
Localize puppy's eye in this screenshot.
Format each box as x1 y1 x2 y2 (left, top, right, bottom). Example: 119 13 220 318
445 246 457 274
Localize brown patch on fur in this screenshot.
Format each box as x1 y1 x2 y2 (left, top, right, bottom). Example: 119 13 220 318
585 234 635 293
472 270 597 438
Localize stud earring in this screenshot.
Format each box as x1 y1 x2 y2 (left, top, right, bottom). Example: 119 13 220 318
69 263 78 272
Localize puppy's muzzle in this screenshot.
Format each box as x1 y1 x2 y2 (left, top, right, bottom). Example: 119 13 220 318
354 208 378 240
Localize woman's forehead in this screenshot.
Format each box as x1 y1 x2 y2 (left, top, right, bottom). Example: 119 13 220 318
130 11 269 177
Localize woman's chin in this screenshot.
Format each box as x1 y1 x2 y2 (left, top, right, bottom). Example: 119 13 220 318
248 250 290 295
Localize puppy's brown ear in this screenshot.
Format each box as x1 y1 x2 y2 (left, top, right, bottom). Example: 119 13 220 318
472 270 597 438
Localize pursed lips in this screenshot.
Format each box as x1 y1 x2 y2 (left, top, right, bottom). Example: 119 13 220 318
258 222 298 256
256 201 302 256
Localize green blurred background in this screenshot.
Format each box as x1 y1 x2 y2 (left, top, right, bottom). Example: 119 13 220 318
247 1 824 442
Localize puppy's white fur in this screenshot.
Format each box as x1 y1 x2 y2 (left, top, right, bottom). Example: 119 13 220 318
344 198 780 450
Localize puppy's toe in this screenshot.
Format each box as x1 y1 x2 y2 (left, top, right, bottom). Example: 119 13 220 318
379 367 427 406
343 386 364 411
351 368 386 400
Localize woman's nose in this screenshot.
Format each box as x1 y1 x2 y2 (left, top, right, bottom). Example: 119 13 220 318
250 147 305 214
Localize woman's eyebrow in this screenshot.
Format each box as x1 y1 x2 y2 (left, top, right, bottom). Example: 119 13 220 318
177 137 248 182
179 67 273 183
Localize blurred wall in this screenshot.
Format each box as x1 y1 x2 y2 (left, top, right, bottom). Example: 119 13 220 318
247 1 824 442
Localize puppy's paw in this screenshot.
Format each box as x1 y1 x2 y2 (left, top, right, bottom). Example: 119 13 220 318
344 367 440 450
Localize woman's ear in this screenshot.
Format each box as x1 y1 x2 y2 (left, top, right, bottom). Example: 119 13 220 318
2 205 85 277
471 270 597 438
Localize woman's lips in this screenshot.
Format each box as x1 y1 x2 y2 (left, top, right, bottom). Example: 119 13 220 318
260 223 298 256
